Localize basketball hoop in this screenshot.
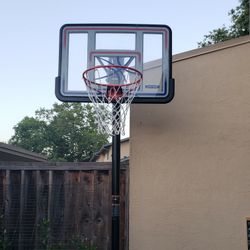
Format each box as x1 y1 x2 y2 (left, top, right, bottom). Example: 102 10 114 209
83 65 142 135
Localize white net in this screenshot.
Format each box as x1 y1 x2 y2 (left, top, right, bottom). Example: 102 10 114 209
83 65 142 136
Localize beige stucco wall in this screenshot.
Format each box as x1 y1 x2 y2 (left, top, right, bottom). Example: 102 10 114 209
129 36 250 250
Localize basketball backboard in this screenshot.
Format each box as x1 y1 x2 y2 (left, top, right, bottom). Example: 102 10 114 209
55 23 174 103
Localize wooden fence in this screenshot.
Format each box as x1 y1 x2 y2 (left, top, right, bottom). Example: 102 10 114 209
0 161 129 250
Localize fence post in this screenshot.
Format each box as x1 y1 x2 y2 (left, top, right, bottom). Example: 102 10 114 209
18 170 25 250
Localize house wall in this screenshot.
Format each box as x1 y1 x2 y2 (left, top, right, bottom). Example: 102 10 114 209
129 36 250 250
96 139 130 162
95 151 109 162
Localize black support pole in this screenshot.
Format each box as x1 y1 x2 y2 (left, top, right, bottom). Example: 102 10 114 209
112 103 121 250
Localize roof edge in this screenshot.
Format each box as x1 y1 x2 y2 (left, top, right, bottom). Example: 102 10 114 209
0 142 47 162
173 35 250 63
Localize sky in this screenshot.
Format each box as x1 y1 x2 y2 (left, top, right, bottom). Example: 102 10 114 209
0 0 239 142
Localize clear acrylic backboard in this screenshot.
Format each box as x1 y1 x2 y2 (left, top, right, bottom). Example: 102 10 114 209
55 23 174 103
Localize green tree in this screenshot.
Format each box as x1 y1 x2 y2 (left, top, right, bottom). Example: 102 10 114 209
198 0 249 47
9 103 109 162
